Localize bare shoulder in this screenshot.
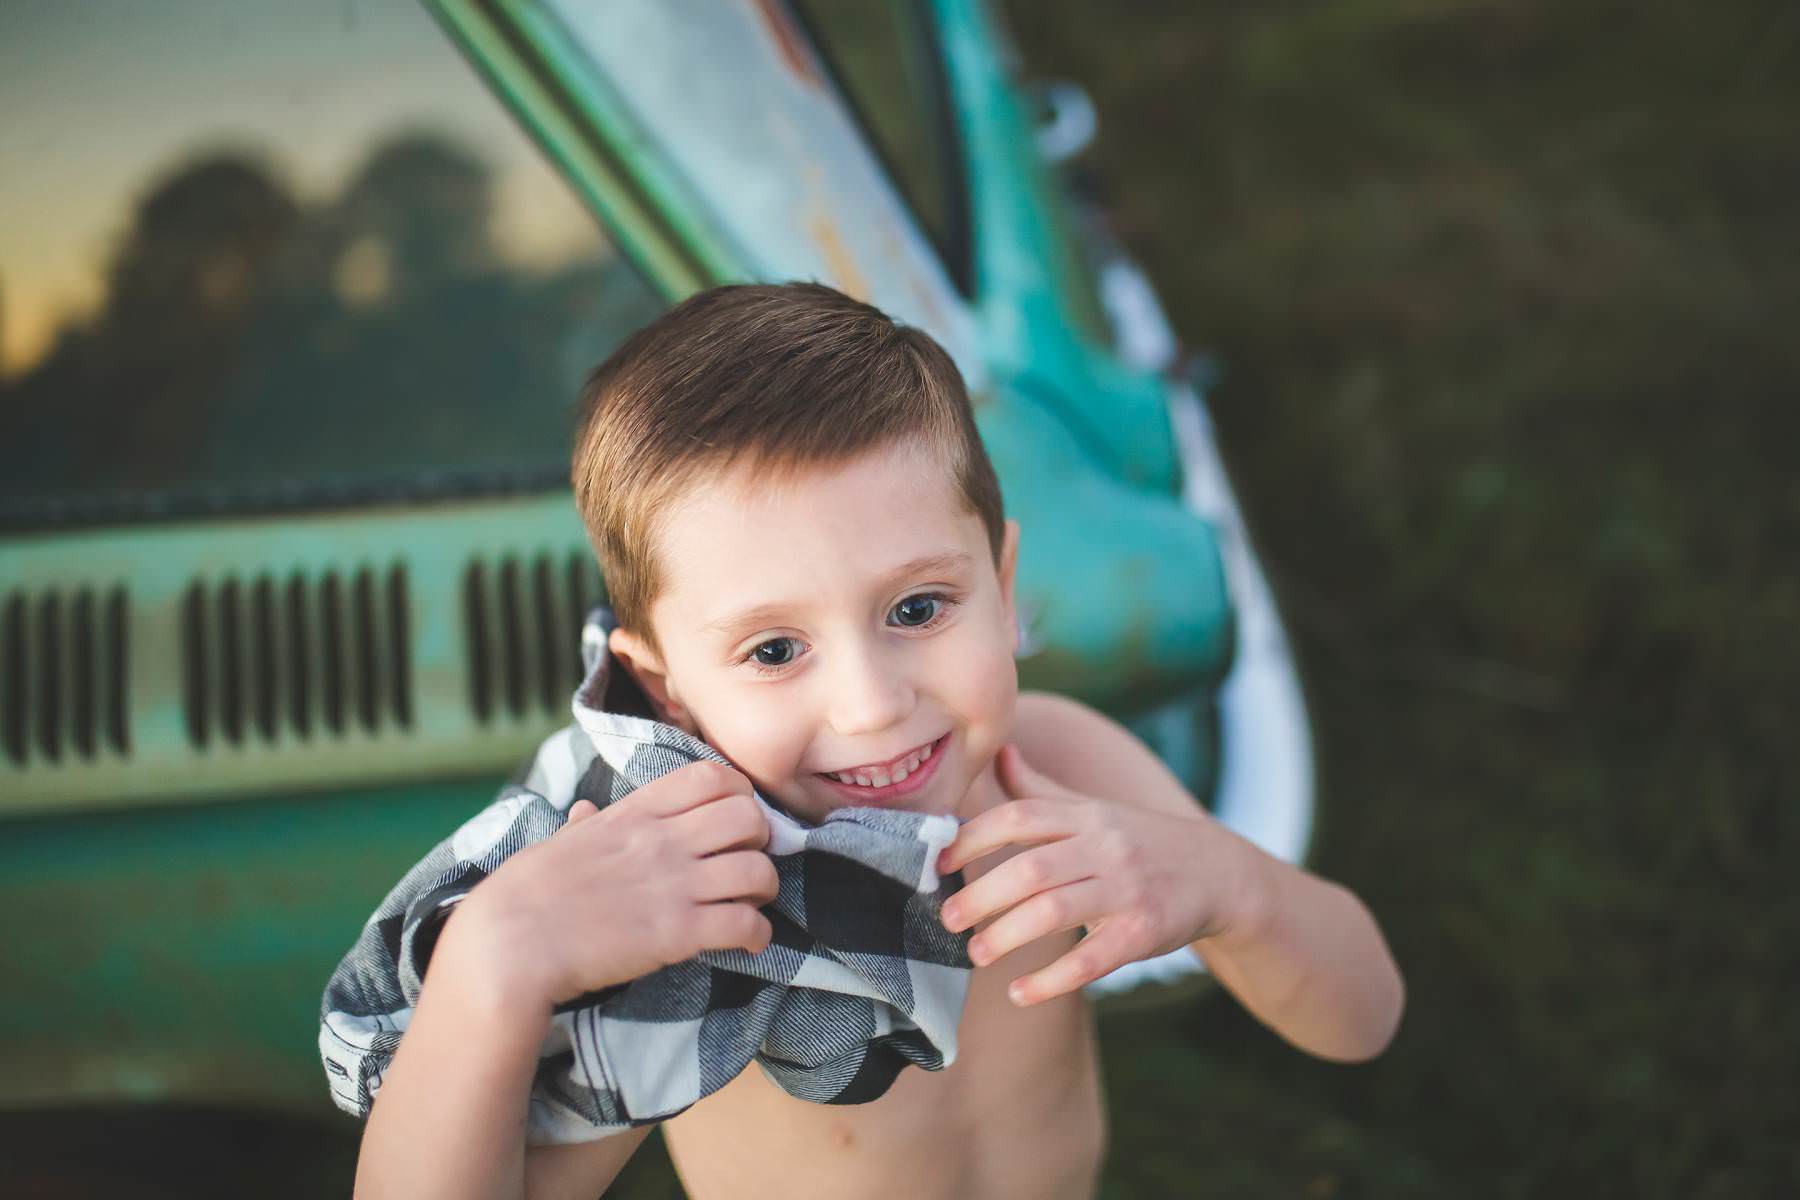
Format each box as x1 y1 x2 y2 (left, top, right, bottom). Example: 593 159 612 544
1011 691 1199 819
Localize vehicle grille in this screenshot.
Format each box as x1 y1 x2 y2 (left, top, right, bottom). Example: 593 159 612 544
179 566 412 748
463 550 602 722
0 586 131 765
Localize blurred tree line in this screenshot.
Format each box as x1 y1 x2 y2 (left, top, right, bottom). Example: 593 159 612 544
0 132 658 528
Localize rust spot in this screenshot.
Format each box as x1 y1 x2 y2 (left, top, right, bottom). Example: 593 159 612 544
802 165 870 300
876 218 949 334
750 0 825 89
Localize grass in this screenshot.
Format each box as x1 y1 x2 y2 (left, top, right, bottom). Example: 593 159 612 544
995 0 1799 1193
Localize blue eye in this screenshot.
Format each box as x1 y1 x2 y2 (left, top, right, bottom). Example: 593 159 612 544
752 638 799 666
890 594 945 628
741 595 957 676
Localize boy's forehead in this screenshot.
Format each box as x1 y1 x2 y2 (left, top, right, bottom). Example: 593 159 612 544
651 441 982 624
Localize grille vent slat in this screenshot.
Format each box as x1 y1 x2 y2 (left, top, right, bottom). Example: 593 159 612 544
533 555 562 716
497 558 528 719
463 562 493 724
286 576 313 740
319 573 345 736
251 577 278 742
71 591 95 759
1 585 132 767
219 579 245 746
353 569 381 733
36 594 63 762
3 595 26 762
387 566 412 731
104 587 129 755
181 584 210 748
178 566 411 750
464 551 602 724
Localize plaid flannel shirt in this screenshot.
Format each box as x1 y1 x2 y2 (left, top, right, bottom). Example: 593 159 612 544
319 608 973 1144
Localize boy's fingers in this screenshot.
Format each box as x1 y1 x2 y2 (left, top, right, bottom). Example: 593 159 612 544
670 791 769 854
965 878 1107 967
564 799 600 825
629 760 754 818
1007 922 1134 1007
692 850 780 905
940 840 1095 933
693 902 773 955
937 797 1075 875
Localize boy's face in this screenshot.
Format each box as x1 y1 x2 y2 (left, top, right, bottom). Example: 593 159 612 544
609 438 1020 824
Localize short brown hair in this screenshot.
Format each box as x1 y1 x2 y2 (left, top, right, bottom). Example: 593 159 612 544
571 282 1005 651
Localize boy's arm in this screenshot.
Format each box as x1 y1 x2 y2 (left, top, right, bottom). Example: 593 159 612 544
942 690 1404 1064
355 904 652 1199
352 763 778 1198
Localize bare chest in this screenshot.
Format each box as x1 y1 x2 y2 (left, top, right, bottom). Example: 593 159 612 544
662 926 1107 1200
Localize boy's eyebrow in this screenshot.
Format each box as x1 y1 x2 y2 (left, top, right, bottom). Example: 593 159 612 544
703 550 974 638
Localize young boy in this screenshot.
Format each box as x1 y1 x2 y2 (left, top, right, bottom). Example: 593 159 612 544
350 283 1403 1198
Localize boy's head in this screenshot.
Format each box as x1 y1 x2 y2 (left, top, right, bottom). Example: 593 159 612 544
571 282 1020 822
573 283 1005 651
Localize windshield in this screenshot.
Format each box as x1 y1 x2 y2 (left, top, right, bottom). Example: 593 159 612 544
0 0 665 532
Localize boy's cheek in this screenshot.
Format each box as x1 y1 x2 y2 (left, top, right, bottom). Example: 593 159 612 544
685 699 789 773
945 637 1018 752
964 627 1019 704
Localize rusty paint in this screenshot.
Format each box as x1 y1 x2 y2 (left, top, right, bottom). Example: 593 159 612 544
749 0 825 90
877 216 950 334
801 164 870 300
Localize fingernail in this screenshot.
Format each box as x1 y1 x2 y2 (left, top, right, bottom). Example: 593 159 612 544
1008 981 1029 1005
968 938 989 966
941 902 961 930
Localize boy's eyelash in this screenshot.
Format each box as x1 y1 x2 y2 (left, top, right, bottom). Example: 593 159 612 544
741 637 806 677
736 592 963 677
893 591 961 632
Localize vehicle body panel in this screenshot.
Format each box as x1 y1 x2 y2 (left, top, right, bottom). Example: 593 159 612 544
0 0 1302 1112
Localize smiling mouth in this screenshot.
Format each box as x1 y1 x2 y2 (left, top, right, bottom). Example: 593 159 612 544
815 734 948 793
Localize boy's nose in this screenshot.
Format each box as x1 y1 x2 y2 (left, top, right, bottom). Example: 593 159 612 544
826 640 915 737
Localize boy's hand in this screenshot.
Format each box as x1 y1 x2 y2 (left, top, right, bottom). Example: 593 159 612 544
449 761 779 1012
936 744 1269 1007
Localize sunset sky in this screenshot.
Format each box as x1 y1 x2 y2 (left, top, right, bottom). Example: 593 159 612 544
0 0 608 378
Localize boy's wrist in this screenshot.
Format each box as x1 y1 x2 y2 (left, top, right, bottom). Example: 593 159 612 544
1200 829 1283 953
434 887 562 1022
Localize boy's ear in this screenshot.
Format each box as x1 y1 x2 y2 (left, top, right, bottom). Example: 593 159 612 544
998 518 1021 653
607 626 699 734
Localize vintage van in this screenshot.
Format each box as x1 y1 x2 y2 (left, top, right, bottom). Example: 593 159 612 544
0 0 1311 1155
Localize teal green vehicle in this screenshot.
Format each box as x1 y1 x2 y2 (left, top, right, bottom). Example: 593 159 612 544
0 0 1311 1127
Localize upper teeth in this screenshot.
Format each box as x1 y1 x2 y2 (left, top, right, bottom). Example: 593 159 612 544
830 740 934 788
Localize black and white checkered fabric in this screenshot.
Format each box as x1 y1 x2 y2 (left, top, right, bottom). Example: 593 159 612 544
319 608 973 1144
